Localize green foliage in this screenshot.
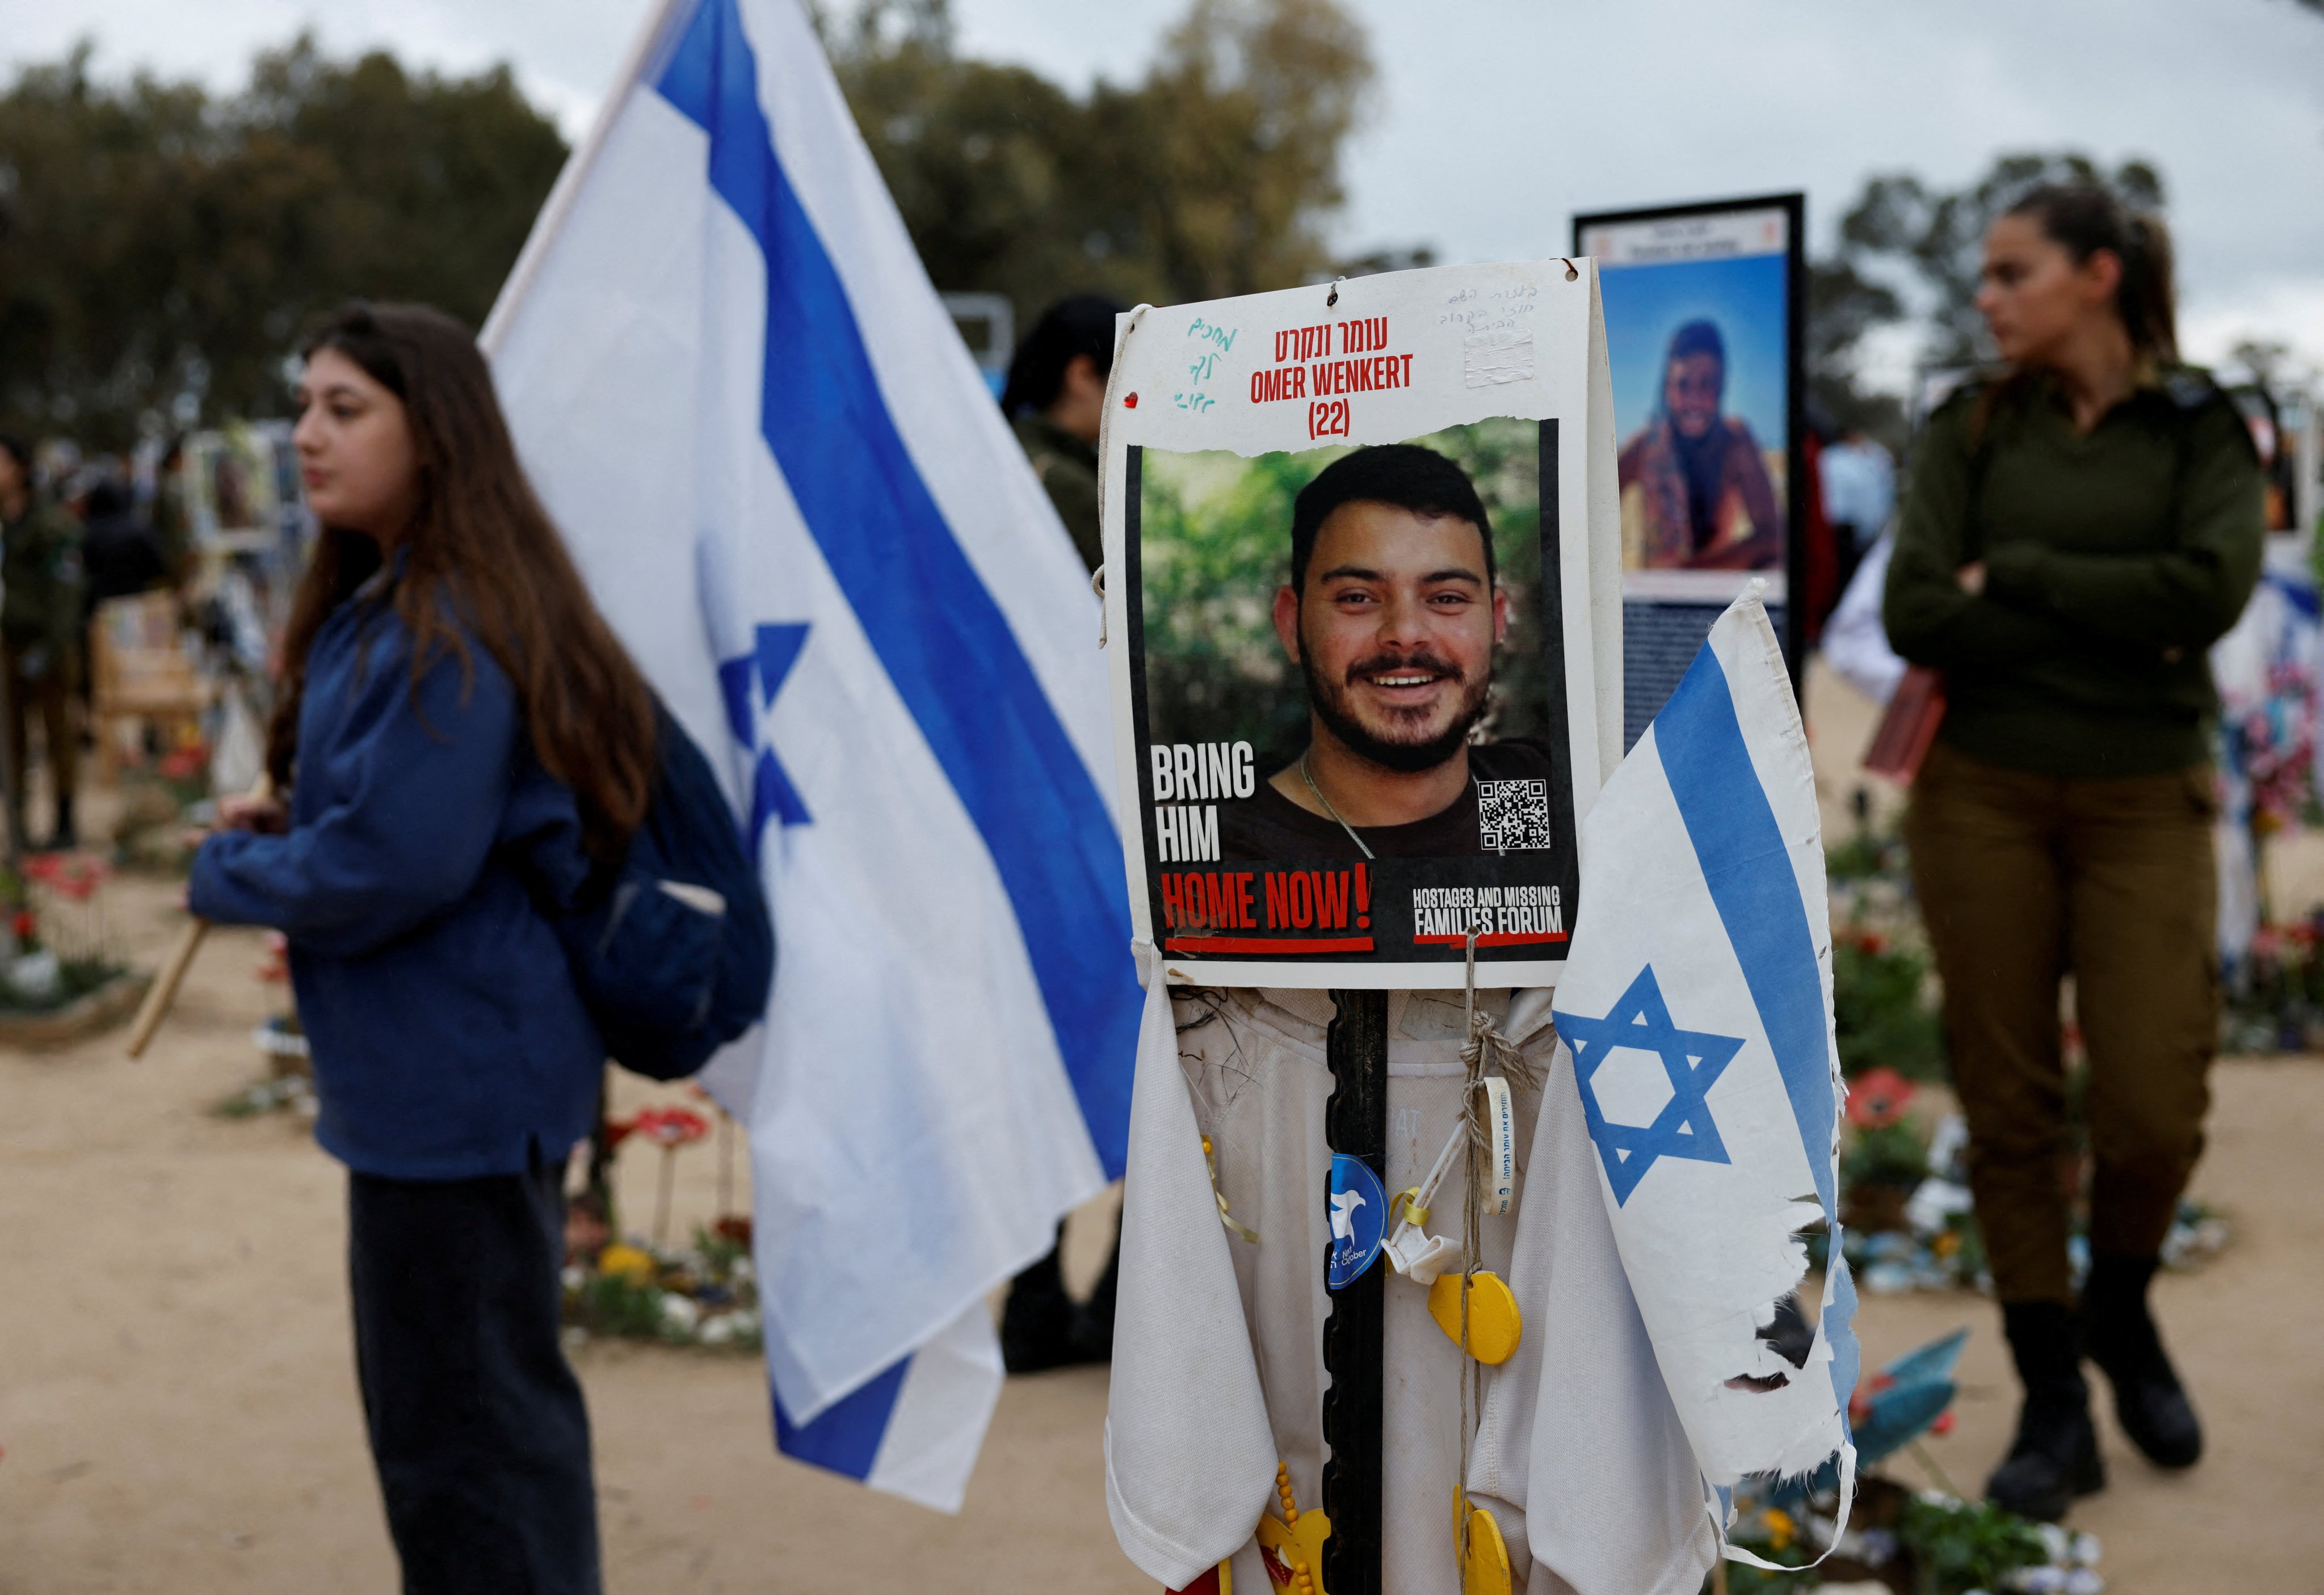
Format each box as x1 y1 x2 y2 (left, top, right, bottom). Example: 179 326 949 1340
1823 826 1903 882
2221 919 2324 1053
1812 151 2167 453
1136 417 1547 762
1896 1493 2049 1595
1833 935 1947 1083
691 1222 749 1278
0 37 566 446
0 955 127 1013
1842 1120 1930 1193
569 1268 670 1342
1806 258 1907 444
825 0 1387 326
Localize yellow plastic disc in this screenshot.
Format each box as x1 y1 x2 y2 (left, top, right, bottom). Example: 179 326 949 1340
1463 1505 1512 1595
1428 1269 1523 1365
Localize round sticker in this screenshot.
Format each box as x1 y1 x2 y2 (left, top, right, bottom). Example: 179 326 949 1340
1326 1152 1388 1289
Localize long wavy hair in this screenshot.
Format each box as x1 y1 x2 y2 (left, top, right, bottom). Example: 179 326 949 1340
270 302 657 861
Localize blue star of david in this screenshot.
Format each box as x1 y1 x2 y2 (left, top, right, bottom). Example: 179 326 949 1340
718 622 812 860
1553 966 1744 1206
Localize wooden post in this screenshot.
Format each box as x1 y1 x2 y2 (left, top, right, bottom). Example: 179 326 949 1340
125 773 273 1059
1321 987 1388 1595
124 915 209 1059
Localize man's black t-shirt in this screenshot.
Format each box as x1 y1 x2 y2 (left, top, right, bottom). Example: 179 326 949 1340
1215 739 1557 861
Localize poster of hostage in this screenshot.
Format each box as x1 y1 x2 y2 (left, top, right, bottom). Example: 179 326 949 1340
1098 262 1621 988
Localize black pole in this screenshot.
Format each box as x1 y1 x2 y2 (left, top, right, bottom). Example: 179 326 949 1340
1321 988 1386 1595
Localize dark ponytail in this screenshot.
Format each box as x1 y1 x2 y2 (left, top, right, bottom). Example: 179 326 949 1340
999 294 1127 420
2004 183 2178 363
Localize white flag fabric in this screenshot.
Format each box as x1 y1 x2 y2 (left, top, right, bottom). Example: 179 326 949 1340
484 0 1143 1510
1465 1037 1721 1595
1548 587 1859 1531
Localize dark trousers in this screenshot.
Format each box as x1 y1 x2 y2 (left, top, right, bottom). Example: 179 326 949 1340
1905 743 2219 1304
2 638 77 831
349 1153 600 1595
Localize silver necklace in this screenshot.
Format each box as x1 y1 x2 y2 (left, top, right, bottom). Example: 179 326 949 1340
1298 750 1376 861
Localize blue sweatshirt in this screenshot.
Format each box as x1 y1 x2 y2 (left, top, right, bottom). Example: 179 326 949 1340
191 576 606 1179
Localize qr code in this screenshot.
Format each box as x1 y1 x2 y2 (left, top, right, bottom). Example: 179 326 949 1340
1477 779 1552 853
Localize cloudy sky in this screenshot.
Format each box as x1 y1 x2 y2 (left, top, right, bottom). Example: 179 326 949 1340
14 0 2324 382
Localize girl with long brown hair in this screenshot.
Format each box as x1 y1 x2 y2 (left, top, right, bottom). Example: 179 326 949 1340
192 302 658 1593
1885 186 2263 1522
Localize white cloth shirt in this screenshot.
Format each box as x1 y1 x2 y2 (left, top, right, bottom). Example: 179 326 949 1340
1818 439 1896 549
1106 974 1716 1595
1820 530 1907 707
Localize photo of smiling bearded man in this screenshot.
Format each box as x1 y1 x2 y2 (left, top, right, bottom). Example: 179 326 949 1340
1216 444 1557 862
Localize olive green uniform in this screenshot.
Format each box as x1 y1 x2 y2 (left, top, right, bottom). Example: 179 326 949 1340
1884 369 2264 1303
152 472 195 586
1013 411 1102 574
1 494 86 838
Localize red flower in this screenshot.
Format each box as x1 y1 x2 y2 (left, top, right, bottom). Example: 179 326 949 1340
10 910 34 940
1835 924 1889 957
254 931 291 983
1844 1067 1917 1130
1932 1409 1956 1436
633 1105 712 1148
602 1115 638 1152
157 744 210 782
47 856 103 900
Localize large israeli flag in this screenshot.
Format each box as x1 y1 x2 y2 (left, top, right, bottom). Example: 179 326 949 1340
1549 587 1859 1539
482 0 1142 1510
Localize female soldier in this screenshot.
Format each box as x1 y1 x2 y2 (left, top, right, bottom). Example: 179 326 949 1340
193 302 659 1593
999 293 1124 576
1885 187 2263 1521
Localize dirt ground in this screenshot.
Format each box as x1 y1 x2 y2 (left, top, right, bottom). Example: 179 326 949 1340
3 666 2321 1592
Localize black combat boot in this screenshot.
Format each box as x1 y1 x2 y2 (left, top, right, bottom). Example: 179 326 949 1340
1069 1232 1119 1362
2081 1253 2201 1468
999 1228 1083 1374
1986 1300 2104 1521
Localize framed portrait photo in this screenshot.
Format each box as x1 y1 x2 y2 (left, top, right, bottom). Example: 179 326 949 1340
1574 193 1806 748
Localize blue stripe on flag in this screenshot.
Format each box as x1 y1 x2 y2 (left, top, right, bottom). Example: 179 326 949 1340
1655 646 1838 1218
654 0 1138 1177
1825 1255 1862 1413
772 1354 910 1479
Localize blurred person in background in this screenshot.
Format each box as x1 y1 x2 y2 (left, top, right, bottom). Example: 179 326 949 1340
80 466 169 613
995 291 1125 1372
191 303 663 1594
0 433 87 851
151 435 196 587
1820 423 1896 604
999 292 1124 576
1885 185 2263 1522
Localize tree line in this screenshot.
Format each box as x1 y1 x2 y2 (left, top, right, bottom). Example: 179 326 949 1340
0 0 2201 452
0 38 565 448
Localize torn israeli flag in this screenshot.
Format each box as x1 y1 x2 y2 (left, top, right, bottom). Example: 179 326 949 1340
1550 585 1859 1518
